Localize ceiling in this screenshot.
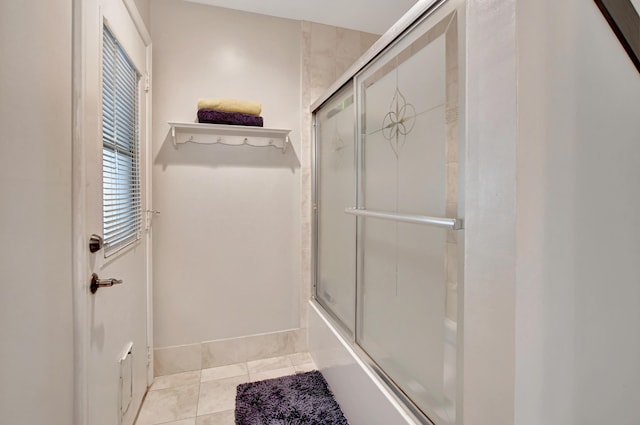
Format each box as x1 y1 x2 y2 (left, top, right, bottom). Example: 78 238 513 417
184 0 418 34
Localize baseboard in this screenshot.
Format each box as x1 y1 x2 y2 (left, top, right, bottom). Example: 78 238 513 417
154 328 308 376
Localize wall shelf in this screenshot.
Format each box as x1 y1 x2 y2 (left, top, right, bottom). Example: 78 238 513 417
169 122 291 152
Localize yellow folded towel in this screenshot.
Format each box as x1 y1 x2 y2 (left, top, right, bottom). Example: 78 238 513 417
197 98 262 116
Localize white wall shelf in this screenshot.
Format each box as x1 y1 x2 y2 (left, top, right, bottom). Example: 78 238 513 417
168 122 291 152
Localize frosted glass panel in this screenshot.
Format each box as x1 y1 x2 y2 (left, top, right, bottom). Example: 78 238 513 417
356 10 460 425
315 85 356 332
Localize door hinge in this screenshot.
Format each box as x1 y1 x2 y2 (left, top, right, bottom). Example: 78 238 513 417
145 209 160 230
144 73 150 93
147 346 152 366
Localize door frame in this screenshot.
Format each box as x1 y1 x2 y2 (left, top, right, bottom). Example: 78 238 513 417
71 0 153 423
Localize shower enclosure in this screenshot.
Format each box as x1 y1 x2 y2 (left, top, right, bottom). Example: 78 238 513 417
312 1 464 424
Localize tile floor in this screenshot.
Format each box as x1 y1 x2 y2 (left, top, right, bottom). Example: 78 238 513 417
135 352 317 425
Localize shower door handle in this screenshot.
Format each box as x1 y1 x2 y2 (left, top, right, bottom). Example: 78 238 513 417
345 207 464 230
90 273 124 294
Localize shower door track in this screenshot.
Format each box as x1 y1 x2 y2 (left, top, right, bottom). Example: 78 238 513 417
310 299 437 425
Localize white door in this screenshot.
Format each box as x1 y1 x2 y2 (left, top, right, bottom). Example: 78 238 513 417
80 0 151 424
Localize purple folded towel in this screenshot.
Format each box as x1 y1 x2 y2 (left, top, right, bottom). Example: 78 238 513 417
197 109 264 127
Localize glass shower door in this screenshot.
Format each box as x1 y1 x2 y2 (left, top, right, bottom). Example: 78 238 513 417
355 8 462 425
314 85 357 333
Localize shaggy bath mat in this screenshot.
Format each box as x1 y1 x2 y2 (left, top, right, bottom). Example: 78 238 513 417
235 370 349 425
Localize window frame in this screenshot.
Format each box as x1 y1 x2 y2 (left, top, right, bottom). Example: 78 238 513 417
101 24 142 257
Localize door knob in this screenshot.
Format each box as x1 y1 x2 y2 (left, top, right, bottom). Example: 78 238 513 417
90 273 123 294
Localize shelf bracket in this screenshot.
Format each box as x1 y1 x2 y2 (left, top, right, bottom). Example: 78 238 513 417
282 136 290 154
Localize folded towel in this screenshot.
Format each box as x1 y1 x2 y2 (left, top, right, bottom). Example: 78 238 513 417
198 109 264 127
197 98 262 116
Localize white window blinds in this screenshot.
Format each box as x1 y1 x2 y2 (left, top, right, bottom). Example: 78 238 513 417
102 25 141 255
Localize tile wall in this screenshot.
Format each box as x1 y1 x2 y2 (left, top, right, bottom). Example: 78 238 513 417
155 328 307 376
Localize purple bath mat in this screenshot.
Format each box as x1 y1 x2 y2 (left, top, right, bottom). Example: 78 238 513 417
235 370 349 425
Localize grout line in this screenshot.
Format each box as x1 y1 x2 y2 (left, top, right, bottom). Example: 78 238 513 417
194 372 202 419
152 417 197 425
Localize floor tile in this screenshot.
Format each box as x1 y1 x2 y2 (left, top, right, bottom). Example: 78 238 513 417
249 366 296 383
135 384 199 425
201 363 247 382
195 410 235 425
138 352 317 424
150 371 201 391
287 352 313 366
247 355 293 374
197 375 246 416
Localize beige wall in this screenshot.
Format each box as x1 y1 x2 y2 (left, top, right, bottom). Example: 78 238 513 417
150 0 303 348
463 1 640 423
0 0 74 424
149 0 377 350
515 0 640 423
133 0 150 29
463 0 517 423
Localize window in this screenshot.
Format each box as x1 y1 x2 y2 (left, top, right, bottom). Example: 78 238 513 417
102 25 141 256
